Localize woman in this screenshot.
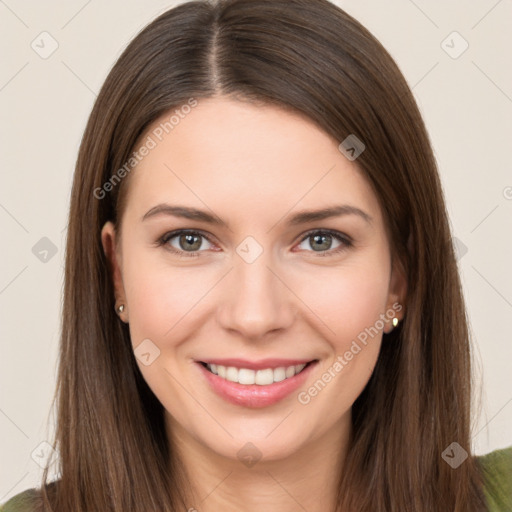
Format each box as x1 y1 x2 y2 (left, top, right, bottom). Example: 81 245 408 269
2 0 510 510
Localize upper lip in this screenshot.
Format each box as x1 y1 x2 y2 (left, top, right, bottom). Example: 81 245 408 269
198 358 316 371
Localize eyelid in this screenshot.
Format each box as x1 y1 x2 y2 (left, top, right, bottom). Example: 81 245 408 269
159 228 215 245
297 228 352 245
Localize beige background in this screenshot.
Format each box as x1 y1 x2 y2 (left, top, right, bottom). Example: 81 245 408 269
1 0 511 501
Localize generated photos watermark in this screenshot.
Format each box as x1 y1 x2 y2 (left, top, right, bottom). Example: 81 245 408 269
297 301 402 405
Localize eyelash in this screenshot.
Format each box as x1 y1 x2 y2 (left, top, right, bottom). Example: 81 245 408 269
156 229 353 258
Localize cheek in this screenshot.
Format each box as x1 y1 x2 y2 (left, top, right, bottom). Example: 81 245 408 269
295 260 390 347
293 266 388 417
121 244 214 346
121 257 208 414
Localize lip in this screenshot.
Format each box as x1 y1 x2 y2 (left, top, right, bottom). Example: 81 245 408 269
199 358 314 371
196 359 318 408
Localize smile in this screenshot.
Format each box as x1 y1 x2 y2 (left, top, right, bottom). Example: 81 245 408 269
202 362 309 385
196 359 318 408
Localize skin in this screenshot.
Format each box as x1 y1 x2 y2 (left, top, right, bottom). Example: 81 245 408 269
101 97 406 512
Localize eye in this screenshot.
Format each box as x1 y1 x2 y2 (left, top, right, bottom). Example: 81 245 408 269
295 229 352 256
158 230 215 258
157 228 352 258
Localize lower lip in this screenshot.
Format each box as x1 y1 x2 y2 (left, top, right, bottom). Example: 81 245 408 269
197 361 317 408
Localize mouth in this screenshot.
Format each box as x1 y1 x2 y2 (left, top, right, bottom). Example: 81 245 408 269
199 360 316 385
195 358 319 408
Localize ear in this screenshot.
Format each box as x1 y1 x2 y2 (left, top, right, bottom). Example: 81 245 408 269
383 257 407 334
101 221 128 322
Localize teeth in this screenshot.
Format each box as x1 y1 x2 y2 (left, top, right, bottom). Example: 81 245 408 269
272 367 286 382
205 363 307 385
239 368 255 385
226 366 238 382
255 368 273 385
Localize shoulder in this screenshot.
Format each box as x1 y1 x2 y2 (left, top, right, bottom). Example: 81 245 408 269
475 445 512 512
0 488 40 512
0 480 59 512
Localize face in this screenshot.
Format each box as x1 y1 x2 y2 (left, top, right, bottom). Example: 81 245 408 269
101 97 405 464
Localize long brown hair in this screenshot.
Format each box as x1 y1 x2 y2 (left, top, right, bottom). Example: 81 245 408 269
38 0 487 510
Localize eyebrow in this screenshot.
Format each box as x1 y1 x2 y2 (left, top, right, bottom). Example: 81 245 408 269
141 203 373 227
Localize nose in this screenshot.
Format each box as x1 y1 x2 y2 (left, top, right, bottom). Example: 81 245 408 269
216 254 296 341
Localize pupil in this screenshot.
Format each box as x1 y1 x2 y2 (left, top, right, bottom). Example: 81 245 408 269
181 234 201 251
312 234 331 251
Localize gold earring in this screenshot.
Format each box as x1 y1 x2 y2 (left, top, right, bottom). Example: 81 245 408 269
392 317 399 328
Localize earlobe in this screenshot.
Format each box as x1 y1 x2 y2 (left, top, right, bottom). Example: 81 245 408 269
101 221 128 322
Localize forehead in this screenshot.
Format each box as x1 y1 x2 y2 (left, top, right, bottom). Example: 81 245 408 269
122 97 382 228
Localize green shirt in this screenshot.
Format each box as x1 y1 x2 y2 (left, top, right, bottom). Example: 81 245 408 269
1 446 511 511
478 445 512 511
